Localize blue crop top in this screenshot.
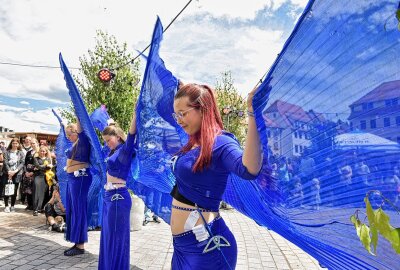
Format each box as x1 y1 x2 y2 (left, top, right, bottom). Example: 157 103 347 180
66 132 90 163
106 132 136 181
172 132 259 210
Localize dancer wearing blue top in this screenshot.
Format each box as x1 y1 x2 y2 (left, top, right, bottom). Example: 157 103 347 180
98 109 136 270
64 119 92 256
170 83 263 269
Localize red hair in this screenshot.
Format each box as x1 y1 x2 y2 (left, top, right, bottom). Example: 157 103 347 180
175 83 224 172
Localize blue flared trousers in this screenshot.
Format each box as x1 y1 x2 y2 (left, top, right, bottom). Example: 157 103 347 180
98 187 132 270
172 217 237 270
65 171 92 244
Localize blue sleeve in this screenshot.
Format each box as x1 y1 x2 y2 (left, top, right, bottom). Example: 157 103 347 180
118 133 137 166
78 131 89 146
220 142 259 180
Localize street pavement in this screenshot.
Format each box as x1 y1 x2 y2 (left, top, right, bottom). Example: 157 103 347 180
0 203 324 270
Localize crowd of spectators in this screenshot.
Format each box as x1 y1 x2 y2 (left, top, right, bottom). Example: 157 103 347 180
0 136 66 232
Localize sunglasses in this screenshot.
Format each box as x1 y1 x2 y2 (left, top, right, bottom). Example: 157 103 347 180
172 107 195 122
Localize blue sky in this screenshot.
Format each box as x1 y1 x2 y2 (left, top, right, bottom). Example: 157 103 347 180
0 0 307 133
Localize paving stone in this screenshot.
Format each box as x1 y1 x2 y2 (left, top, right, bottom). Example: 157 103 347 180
0 204 324 269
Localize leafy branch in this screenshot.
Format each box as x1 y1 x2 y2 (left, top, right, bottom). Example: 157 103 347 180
350 191 400 255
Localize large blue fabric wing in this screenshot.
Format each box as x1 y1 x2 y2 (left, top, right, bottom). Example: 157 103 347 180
226 1 400 269
59 54 107 229
133 17 184 224
51 109 72 208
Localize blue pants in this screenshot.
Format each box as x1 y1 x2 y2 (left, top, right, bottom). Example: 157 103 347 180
65 171 92 244
172 217 237 270
98 187 132 270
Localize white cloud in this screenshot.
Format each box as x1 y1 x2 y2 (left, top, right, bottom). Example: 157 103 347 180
0 104 59 133
19 101 30 105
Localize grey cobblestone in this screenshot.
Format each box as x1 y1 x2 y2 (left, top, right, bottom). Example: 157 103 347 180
0 204 324 269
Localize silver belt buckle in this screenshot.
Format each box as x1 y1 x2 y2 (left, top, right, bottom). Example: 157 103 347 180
73 168 88 177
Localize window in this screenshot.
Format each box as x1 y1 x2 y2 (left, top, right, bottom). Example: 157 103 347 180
360 120 366 130
384 117 390 127
362 103 368 110
386 98 398 107
299 132 302 139
295 145 298 153
396 116 400 127
267 130 271 138
370 119 376 129
294 131 298 138
368 102 374 109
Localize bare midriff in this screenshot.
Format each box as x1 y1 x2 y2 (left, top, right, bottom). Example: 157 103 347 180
66 159 89 173
170 198 218 235
106 172 126 187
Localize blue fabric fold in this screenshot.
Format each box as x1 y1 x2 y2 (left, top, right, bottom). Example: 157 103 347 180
51 109 72 208
59 54 107 229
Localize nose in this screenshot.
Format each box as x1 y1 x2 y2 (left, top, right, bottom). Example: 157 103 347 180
176 117 184 125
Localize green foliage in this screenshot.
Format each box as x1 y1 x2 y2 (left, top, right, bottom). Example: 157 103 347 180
214 71 247 144
350 193 400 255
397 9 400 31
62 30 141 131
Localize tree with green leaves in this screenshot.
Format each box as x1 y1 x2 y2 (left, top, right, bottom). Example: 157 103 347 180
214 71 247 144
62 30 141 132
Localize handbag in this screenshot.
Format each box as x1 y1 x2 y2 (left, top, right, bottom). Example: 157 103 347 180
5 180 15 196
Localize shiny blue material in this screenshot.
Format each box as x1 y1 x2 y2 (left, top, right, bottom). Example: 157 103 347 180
90 105 110 132
173 132 257 210
65 172 92 243
106 133 136 180
98 188 132 270
59 54 107 229
65 132 90 162
52 109 72 208
132 17 181 224
172 217 237 270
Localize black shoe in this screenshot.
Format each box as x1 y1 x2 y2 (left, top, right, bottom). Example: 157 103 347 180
64 245 76 255
64 246 85 256
33 211 38 216
153 216 161 223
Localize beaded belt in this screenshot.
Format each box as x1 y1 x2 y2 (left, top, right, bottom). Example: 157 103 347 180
172 204 218 212
104 182 126 191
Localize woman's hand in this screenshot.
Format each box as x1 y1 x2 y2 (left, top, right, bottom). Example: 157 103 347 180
247 86 258 113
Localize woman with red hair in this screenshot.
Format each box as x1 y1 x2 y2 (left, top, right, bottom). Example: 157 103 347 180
170 83 262 269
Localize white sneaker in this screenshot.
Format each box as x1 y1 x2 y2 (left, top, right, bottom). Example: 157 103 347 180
10 206 15 212
4 206 10 213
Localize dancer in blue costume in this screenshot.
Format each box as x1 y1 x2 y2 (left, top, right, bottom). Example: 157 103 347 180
98 108 137 270
63 119 92 256
170 83 263 270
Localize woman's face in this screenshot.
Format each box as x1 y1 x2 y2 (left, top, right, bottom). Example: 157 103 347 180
66 128 78 142
11 141 19 150
39 149 47 158
31 141 38 149
173 96 202 136
102 134 120 150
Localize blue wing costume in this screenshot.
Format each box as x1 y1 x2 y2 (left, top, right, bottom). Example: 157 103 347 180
52 109 72 208
59 54 107 229
136 2 400 268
